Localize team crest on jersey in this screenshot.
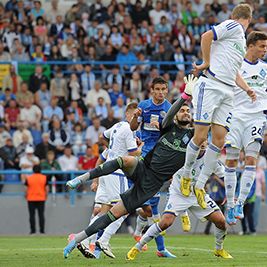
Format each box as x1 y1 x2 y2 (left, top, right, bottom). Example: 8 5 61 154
160 111 166 118
203 113 209 120
182 134 190 144
260 69 266 78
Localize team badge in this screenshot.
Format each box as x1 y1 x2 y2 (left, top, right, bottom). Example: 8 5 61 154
260 69 266 78
182 135 190 144
203 113 209 120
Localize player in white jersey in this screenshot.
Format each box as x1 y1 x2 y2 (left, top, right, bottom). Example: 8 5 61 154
223 31 267 225
127 142 233 260
180 4 256 209
73 102 141 259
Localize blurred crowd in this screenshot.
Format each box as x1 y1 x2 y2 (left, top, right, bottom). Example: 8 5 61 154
0 0 267 181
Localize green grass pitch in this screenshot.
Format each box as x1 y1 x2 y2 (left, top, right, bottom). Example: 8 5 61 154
0 234 267 267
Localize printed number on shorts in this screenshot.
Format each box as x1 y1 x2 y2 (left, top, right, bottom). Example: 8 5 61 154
251 126 263 136
207 200 216 209
109 130 117 149
226 112 232 124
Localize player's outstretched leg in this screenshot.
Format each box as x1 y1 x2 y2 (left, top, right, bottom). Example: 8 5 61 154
207 211 233 259
66 157 124 189
126 214 176 260
181 140 200 196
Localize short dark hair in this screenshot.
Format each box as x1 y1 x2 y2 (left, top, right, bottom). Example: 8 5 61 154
246 31 267 46
33 165 41 173
126 102 138 112
151 76 168 89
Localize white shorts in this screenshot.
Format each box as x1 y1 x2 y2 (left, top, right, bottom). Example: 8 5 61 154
193 76 234 129
226 111 266 150
94 173 128 205
164 182 219 221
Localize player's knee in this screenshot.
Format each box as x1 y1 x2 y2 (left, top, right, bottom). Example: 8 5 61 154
193 136 207 146
142 206 152 217
225 159 238 168
245 156 257 166
214 217 226 231
159 214 175 230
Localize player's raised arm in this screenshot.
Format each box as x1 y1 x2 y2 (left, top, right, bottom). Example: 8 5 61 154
235 72 257 102
193 30 213 72
162 75 197 129
130 108 142 131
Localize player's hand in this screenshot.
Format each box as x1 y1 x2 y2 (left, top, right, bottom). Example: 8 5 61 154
90 181 98 192
136 137 142 147
150 121 160 129
192 62 209 73
133 108 142 118
184 74 198 96
246 88 257 102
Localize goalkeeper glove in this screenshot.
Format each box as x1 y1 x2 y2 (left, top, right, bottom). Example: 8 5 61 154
184 74 198 96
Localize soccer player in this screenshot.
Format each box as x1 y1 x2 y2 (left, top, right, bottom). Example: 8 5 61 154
180 3 256 209
63 75 197 259
127 143 232 260
130 76 180 257
76 102 141 258
223 31 267 225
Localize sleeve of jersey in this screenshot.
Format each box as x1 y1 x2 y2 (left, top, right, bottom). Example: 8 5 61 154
103 127 112 140
100 149 109 161
125 129 138 152
211 21 240 41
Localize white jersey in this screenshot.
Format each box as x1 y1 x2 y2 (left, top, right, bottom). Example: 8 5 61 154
209 20 246 86
233 59 267 114
103 121 137 174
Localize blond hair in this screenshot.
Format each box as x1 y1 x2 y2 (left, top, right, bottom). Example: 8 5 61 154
232 3 252 20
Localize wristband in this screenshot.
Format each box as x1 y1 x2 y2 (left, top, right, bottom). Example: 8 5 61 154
181 92 191 100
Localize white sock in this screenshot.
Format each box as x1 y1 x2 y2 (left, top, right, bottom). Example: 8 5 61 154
136 223 162 251
183 140 200 177
238 165 256 204
195 143 221 189
214 226 226 250
224 167 237 208
81 214 100 247
134 215 148 236
98 216 125 245
180 210 188 217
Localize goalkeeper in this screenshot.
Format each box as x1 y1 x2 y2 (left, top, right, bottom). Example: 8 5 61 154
63 75 197 259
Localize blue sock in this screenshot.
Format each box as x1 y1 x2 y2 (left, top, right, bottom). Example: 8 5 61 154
151 201 159 215
95 229 104 253
155 235 165 251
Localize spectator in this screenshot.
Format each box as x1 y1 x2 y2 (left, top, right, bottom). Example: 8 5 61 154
167 3 181 26
105 65 124 90
217 3 231 23
172 46 185 72
16 133 33 160
46 0 63 23
85 116 106 147
4 99 20 130
71 123 86 156
34 81 51 110
0 137 18 169
43 97 64 132
112 96 126 121
40 150 62 192
201 3 216 23
28 65 49 94
211 0 222 15
20 99 42 130
127 71 143 101
24 164 48 235
116 44 138 71
50 69 68 107
149 0 167 25
155 16 172 36
101 109 119 129
11 43 30 62
67 100 84 124
2 65 22 94
131 0 149 27
85 80 111 113
181 1 198 25
0 123 11 148
0 88 16 107
109 82 127 106
99 44 116 71
94 97 108 120
78 146 98 171
12 120 33 148
50 14 64 37
254 16 267 32
35 133 54 162
48 118 70 155
31 44 46 62
19 145 40 183
34 17 48 45
192 0 205 17
30 0 46 20
0 40 10 60
80 64 95 98
16 82 34 108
